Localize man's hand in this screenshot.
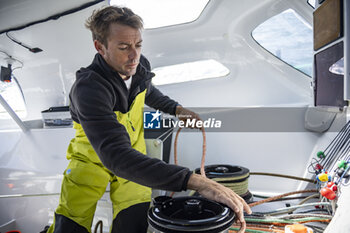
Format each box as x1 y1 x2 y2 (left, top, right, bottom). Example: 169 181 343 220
175 106 202 129
187 173 252 233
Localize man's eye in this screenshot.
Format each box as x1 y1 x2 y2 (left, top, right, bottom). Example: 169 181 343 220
119 47 127 50
136 44 142 48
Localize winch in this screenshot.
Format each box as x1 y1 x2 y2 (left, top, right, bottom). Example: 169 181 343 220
194 164 252 202
148 196 235 233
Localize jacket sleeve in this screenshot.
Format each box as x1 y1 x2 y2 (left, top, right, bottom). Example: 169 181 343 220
145 83 179 115
140 56 179 115
70 71 191 191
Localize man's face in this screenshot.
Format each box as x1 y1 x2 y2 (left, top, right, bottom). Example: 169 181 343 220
96 23 142 79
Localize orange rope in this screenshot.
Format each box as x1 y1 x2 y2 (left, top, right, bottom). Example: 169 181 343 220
249 189 318 207
262 219 331 227
173 127 181 166
200 127 206 177
170 127 206 197
174 127 207 178
230 219 330 232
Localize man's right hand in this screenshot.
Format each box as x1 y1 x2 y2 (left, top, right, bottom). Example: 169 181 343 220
187 173 252 233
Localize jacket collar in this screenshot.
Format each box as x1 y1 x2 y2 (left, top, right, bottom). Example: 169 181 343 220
92 53 155 82
93 53 120 80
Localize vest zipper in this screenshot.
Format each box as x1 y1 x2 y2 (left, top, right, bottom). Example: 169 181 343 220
128 113 135 132
130 121 135 131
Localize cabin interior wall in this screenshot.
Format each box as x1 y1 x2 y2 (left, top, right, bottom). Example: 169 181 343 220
0 128 74 232
0 1 104 120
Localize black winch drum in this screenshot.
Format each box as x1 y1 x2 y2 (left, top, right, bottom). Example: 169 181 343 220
148 196 235 233
194 164 252 202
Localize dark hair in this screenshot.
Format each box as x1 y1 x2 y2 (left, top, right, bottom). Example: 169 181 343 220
85 6 143 48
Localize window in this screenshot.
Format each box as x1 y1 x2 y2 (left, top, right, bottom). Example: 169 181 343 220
152 59 230 85
0 77 26 119
329 57 344 75
109 0 210 29
252 9 313 76
308 0 316 8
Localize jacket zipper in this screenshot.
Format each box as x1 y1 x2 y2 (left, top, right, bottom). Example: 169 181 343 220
128 112 135 132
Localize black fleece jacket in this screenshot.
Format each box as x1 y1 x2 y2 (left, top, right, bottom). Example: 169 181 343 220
69 53 192 191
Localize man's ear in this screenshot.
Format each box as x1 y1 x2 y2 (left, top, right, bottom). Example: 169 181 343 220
94 40 106 56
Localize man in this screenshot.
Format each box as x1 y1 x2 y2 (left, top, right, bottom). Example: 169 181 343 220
48 6 251 233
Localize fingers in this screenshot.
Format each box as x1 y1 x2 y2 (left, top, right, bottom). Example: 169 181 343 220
222 195 246 233
187 174 250 231
176 106 220 130
205 185 248 228
235 193 252 215
226 193 245 225
220 183 252 216
243 198 252 214
175 106 202 129
214 190 246 233
216 186 249 231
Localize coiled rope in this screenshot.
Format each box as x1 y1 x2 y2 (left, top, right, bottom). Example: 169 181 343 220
212 175 250 196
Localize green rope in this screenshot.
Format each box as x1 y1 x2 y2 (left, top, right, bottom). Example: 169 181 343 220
211 172 250 196
212 173 249 182
214 178 249 196
245 216 330 224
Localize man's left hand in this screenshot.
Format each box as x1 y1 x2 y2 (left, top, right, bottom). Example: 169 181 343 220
175 106 202 129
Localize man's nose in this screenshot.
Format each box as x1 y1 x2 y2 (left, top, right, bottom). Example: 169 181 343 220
129 47 138 61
